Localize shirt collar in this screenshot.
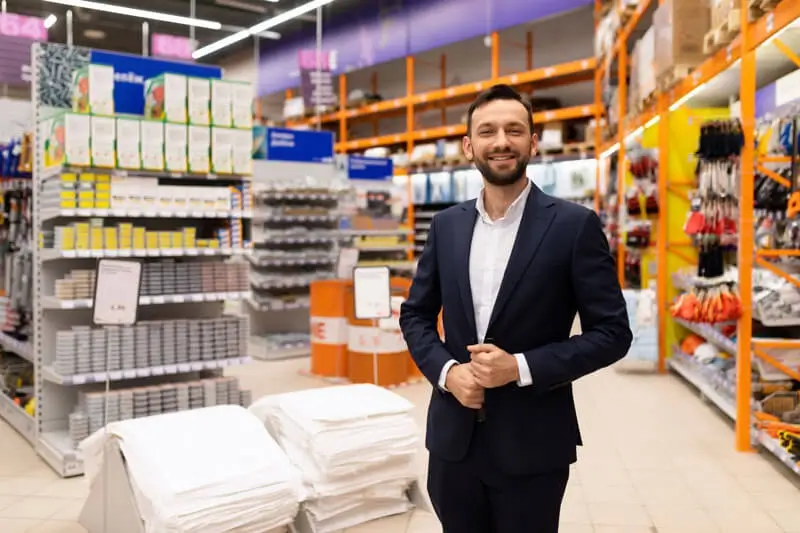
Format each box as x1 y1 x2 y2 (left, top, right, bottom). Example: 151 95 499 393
475 179 532 224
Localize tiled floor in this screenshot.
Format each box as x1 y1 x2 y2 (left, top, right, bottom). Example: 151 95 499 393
1 358 799 532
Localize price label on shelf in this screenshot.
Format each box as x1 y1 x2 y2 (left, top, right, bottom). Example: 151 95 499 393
70 375 86 385
178 363 191 373
151 367 165 376
123 370 137 379
190 362 203 371
151 296 166 305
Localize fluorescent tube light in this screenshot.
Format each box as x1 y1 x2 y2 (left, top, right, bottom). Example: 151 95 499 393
42 0 222 30
44 14 58 29
193 0 336 59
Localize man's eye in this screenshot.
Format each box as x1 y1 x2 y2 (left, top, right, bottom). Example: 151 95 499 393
479 130 494 136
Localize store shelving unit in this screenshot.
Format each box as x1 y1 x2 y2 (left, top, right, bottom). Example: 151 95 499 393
596 0 800 471
286 49 597 161
25 42 257 478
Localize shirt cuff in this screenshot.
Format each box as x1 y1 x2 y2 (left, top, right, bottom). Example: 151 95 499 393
438 359 459 391
514 353 533 387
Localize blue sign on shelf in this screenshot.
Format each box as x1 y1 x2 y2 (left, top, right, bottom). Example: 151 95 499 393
91 50 222 116
264 127 334 163
347 156 393 180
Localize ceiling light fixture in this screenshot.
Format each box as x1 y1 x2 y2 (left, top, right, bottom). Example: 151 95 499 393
193 0 335 59
42 0 222 30
43 14 58 29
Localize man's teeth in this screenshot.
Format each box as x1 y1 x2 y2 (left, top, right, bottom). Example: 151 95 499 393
490 155 514 160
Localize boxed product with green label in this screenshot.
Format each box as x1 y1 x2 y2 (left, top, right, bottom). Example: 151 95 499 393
210 79 233 127
188 77 211 126
188 126 211 174
44 112 91 167
231 129 252 175
144 73 187 123
116 116 141 170
72 64 114 115
141 120 165 171
165 123 188 172
211 127 233 174
231 81 253 129
91 116 116 168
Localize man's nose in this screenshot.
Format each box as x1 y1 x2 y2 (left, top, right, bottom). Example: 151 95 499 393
493 130 510 148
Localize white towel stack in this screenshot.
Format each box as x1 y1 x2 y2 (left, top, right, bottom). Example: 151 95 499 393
81 405 302 533
250 384 420 533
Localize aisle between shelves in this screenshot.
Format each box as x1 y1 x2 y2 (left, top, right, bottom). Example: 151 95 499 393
596 0 800 476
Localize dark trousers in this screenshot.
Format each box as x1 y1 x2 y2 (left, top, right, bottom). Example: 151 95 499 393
427 422 569 533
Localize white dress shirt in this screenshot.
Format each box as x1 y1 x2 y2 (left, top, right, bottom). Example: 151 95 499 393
438 180 534 390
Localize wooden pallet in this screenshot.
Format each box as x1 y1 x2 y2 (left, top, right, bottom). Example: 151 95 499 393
657 65 693 92
704 10 742 55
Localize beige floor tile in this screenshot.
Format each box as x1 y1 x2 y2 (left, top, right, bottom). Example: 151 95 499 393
707 507 783 533
49 500 84 522
0 518 42 533
581 483 642 505
28 521 88 533
0 477 54 496
592 526 653 533
560 500 591 525
646 503 716 530
770 510 800 533
587 503 652 527
559 524 593 533
0 495 72 520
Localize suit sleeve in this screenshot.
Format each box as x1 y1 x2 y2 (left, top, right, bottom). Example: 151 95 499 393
522 209 632 393
399 215 454 388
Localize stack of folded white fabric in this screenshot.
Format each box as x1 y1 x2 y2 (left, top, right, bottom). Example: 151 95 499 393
249 384 420 533
81 405 302 533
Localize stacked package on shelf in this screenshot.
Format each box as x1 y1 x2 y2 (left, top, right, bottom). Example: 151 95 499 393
80 405 301 533
250 384 419 533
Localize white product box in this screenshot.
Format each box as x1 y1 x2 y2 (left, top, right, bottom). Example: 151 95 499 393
89 64 114 115
90 116 116 168
188 78 211 126
116 117 141 170
140 121 165 171
211 127 233 174
164 123 188 173
44 112 91 167
110 176 154 211
211 80 233 127
188 126 211 174
231 82 253 129
231 129 252 175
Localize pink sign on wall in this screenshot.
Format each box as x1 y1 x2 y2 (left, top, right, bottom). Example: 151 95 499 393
0 13 47 41
152 34 195 60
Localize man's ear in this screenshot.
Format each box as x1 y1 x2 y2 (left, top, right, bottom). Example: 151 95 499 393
530 132 538 157
462 135 474 161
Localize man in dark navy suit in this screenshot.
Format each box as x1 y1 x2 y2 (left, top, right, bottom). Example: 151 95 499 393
399 84 632 533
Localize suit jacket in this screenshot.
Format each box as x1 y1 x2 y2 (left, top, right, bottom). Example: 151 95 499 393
399 184 632 476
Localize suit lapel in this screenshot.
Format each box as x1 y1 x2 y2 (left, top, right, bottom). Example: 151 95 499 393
487 186 556 330
453 201 478 338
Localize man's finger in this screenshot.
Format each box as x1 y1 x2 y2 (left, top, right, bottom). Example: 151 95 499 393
467 343 497 353
470 351 492 364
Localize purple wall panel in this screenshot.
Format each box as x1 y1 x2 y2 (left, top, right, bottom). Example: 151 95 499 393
754 84 776 119
0 34 33 85
256 0 593 96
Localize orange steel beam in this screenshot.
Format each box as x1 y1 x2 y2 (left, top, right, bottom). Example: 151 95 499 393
491 32 500 79
757 249 800 258
338 75 347 152
756 164 792 188
753 339 800 349
752 347 800 383
666 185 690 202
735 0 754 453
656 90 669 373
666 246 697 265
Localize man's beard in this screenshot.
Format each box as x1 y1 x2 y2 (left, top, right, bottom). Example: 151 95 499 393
473 152 530 186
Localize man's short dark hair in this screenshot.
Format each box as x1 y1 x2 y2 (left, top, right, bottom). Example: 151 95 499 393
466 84 534 136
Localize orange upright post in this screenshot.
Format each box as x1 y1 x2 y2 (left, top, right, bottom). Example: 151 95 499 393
309 280 350 378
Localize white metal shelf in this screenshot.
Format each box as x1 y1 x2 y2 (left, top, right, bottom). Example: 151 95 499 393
41 165 251 183
41 291 250 310
42 356 251 386
40 247 249 261
0 392 35 444
40 208 253 223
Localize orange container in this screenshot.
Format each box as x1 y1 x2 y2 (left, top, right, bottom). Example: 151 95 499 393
309 280 350 378
345 278 411 387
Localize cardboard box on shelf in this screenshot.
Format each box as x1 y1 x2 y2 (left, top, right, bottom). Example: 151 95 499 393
44 112 91 168
654 0 710 82
71 64 114 116
711 0 736 29
144 73 188 124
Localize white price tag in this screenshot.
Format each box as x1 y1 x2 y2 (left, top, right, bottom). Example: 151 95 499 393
178 363 191 372
123 370 137 379
71 375 86 385
190 294 204 302
136 369 148 377
152 296 166 304
63 250 77 258
151 367 165 375
186 249 199 256
173 295 186 303
165 365 177 374
190 362 203 371
109 371 123 380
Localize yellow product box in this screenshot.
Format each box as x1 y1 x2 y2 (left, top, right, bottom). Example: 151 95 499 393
183 231 196 248
95 191 111 201
196 239 208 248
158 232 172 248
118 223 134 236
95 182 110 192
78 201 94 209
208 239 220 248
132 227 146 248
171 232 183 248
146 232 159 249
60 200 77 209
104 228 118 248
60 227 75 250
74 223 90 235
76 234 90 250
90 228 104 249
79 172 95 184
78 190 94 201
60 173 77 187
